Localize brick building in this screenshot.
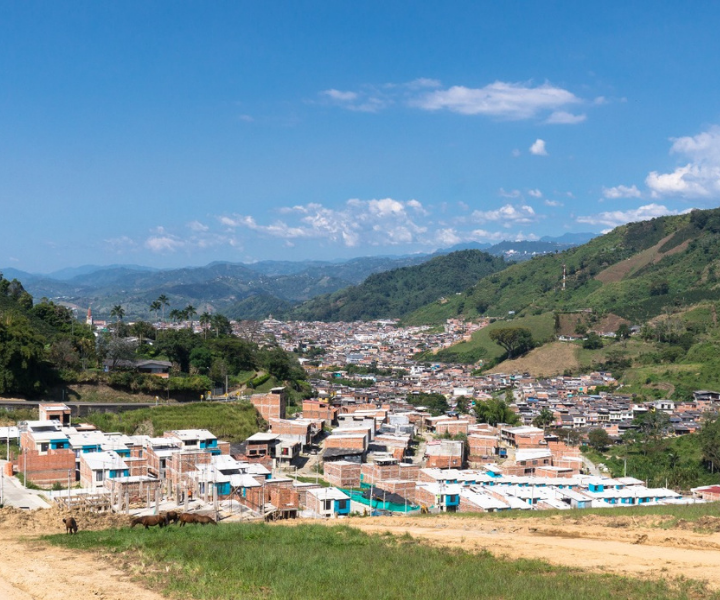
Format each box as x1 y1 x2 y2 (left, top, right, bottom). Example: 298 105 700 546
250 388 287 421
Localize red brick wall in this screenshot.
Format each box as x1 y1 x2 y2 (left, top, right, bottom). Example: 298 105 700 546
324 462 361 488
18 449 76 486
325 435 366 450
435 421 470 436
251 391 287 421
361 463 399 483
426 455 463 469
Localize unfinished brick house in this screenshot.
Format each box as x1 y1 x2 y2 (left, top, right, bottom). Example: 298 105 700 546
467 434 498 467
17 447 75 487
425 439 464 469
302 400 338 425
500 426 545 448
241 478 300 519
250 387 287 421
38 403 72 426
324 460 361 488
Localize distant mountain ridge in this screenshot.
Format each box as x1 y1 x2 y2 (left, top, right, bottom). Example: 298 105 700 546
0 234 594 320
285 250 508 322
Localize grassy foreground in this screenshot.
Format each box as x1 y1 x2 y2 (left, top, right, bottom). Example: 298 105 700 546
47 522 713 600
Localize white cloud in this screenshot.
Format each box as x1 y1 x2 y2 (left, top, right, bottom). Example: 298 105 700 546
145 235 184 253
188 220 210 232
528 189 543 198
322 89 358 102
499 188 522 199
544 199 564 207
511 149 521 158
530 139 548 156
602 184 642 199
413 81 580 120
545 111 587 125
472 203 538 225
321 79 590 121
646 125 720 199
220 198 431 248
576 203 681 228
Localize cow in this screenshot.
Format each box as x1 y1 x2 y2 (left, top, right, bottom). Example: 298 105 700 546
63 517 78 534
130 514 169 529
178 513 217 526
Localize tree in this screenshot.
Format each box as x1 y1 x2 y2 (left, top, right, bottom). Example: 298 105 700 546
455 396 470 414
157 295 170 323
488 327 534 359
405 392 450 417
616 323 631 340
149 300 162 322
183 304 197 321
588 428 612 452
633 410 671 455
130 321 155 346
199 312 212 339
532 407 554 430
110 305 125 337
699 414 720 472
169 309 182 323
582 332 603 349
210 314 232 337
475 397 520 426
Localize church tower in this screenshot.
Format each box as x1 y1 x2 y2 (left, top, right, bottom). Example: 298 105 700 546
86 305 93 326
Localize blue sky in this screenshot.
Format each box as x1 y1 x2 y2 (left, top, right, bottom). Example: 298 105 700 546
2 2 720 273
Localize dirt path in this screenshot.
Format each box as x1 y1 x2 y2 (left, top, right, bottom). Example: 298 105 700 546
0 507 164 600
338 514 720 589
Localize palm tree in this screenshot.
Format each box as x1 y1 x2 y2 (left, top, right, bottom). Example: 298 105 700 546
184 304 197 322
157 294 170 323
149 300 161 322
110 305 125 322
110 305 125 338
169 309 182 323
199 312 212 339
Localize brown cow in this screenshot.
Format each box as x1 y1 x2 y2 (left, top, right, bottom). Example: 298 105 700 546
178 513 217 526
165 510 181 524
63 517 78 534
130 514 169 529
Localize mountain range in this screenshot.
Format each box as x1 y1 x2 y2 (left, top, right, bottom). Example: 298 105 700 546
0 235 594 321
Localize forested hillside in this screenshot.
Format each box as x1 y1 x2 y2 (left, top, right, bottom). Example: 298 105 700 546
0 272 307 399
408 209 720 325
286 250 507 322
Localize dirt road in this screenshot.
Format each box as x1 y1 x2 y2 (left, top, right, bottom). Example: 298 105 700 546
341 513 720 588
0 507 163 600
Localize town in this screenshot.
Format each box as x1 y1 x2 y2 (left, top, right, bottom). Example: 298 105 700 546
4 315 720 521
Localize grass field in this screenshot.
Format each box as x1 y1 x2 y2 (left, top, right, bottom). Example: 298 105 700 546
83 401 265 442
491 341 580 376
438 500 720 524
46 522 712 600
430 313 556 365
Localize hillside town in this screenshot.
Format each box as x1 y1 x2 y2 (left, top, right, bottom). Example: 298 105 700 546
4 316 720 520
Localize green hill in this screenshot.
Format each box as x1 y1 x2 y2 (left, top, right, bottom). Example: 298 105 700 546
286 250 507 322
408 208 720 325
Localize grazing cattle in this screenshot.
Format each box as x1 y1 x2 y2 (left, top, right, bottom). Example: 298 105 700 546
165 510 181 524
63 517 78 534
130 514 169 529
179 513 218 526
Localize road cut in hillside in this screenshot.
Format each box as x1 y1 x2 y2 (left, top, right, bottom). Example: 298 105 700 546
338 513 720 589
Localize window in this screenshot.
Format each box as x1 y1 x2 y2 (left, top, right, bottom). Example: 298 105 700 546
95 471 104 482
337 500 348 510
323 500 333 511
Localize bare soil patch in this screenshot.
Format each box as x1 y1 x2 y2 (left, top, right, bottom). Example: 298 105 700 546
0 506 163 600
491 341 580 376
595 233 688 284
330 513 720 589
